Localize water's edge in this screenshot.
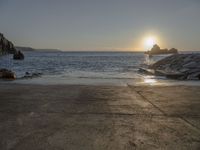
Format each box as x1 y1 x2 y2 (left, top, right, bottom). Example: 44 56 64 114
1 51 200 86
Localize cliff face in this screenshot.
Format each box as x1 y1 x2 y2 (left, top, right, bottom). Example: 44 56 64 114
0 33 17 55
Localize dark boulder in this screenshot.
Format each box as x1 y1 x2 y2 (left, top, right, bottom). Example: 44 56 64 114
13 50 24 60
0 69 16 80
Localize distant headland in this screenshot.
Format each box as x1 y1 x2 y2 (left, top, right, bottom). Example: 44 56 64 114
0 32 61 55
16 46 62 52
145 44 178 55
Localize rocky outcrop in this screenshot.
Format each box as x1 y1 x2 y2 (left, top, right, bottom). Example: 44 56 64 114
0 69 16 80
0 33 17 55
148 54 200 80
145 44 178 55
13 50 24 60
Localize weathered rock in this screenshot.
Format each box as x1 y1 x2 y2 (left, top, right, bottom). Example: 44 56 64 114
154 70 166 76
147 54 200 80
138 68 154 75
0 69 16 80
154 69 184 79
13 50 24 60
187 72 200 80
166 73 185 79
183 61 197 68
0 33 17 55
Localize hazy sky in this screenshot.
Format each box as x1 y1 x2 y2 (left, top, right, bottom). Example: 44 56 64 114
0 0 200 51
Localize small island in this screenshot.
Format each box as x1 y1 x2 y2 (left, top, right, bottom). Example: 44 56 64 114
145 44 178 55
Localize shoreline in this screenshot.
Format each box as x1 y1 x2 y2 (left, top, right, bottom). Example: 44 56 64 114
1 75 200 87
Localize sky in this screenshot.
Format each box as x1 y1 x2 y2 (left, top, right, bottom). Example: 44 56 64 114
0 0 200 51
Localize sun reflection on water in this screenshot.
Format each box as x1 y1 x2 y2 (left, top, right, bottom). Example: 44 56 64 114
143 77 157 85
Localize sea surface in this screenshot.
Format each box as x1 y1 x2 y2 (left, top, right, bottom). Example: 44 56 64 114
0 51 199 86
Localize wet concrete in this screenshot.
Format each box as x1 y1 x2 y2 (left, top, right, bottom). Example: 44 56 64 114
0 84 200 149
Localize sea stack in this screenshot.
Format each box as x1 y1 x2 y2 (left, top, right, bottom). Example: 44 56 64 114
145 44 178 55
13 50 24 60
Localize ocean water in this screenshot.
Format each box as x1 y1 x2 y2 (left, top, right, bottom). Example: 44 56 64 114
0 51 199 86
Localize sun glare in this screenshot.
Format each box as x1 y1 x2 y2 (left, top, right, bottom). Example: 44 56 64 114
144 36 156 49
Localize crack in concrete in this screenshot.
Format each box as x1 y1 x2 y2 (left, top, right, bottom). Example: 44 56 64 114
128 85 200 132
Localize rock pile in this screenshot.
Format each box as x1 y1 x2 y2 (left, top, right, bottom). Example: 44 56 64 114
149 54 200 80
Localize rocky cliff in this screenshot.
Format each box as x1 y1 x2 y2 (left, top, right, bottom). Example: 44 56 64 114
0 33 17 55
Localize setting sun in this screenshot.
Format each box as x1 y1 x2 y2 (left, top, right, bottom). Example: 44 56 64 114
144 36 156 49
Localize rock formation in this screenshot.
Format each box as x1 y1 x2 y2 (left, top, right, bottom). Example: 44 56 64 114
0 33 24 80
0 33 17 55
13 50 24 60
148 54 200 80
0 69 16 80
145 44 178 55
